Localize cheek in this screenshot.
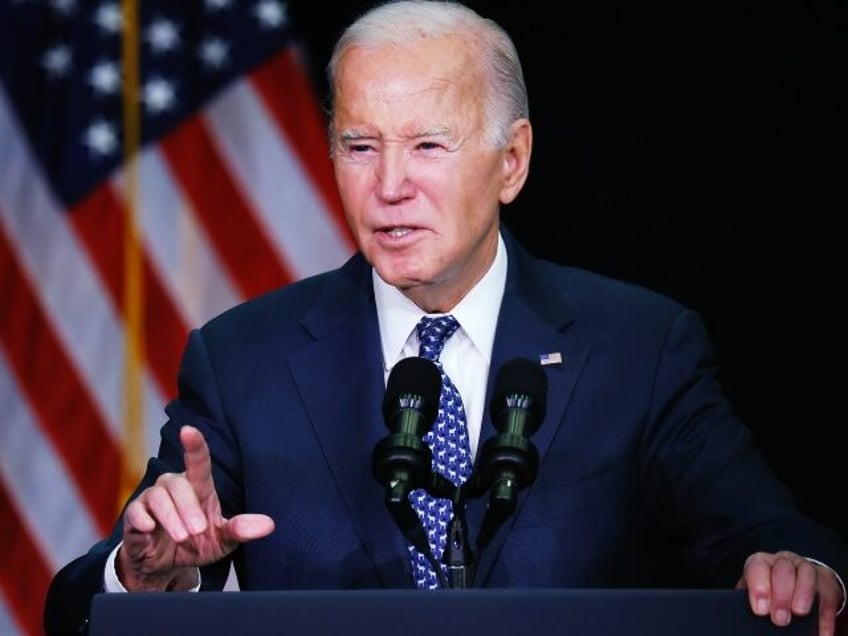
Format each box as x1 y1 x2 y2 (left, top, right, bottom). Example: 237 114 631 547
446 155 502 198
334 167 368 208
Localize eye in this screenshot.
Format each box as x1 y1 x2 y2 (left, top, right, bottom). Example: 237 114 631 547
348 142 375 154
337 141 377 162
416 141 443 151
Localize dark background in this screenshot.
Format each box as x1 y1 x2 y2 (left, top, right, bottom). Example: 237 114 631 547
288 2 846 541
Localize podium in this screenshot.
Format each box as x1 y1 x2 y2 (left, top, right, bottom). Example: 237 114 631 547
88 588 817 636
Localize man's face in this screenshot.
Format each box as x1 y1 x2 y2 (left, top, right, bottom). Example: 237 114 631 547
330 34 529 312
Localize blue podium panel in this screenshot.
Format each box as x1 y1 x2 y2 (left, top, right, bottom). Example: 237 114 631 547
88 588 817 636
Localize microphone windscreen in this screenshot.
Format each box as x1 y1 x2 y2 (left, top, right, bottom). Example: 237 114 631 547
490 357 548 422
383 356 442 423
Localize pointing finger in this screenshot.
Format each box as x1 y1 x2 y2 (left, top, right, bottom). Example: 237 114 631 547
180 425 216 504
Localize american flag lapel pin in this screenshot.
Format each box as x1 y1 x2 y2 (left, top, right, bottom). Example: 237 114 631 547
539 352 563 366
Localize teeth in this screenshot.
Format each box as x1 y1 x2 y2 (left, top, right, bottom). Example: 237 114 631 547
387 228 412 238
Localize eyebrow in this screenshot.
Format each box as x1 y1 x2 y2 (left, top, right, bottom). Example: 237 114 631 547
417 126 451 138
337 126 454 143
337 130 372 142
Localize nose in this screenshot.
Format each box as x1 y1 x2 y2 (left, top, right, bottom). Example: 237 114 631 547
375 145 413 203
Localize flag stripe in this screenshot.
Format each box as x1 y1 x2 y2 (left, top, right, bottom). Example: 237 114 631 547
0 349 100 572
0 89 135 439
0 481 53 636
207 67 352 280
69 186 188 399
129 147 243 329
160 112 294 298
0 223 120 533
251 49 352 240
0 596 21 636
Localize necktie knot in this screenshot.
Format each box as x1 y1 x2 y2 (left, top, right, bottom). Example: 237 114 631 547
417 315 460 361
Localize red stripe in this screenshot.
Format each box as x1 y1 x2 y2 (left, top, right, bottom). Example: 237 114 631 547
251 48 356 251
159 116 294 298
0 484 52 636
69 186 188 399
0 224 120 534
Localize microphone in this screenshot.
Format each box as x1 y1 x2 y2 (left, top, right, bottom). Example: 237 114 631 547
476 357 547 551
372 356 443 580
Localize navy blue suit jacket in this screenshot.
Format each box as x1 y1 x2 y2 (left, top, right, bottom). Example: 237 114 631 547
44 229 848 633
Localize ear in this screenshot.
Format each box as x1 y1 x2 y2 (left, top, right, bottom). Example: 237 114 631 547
499 119 533 205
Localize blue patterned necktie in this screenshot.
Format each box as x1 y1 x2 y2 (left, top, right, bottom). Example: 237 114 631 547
409 314 472 589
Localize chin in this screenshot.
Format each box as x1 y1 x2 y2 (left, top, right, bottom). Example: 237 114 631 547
375 265 428 290
372 253 427 284
378 271 418 289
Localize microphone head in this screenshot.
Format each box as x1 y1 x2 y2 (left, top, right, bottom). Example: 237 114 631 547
383 356 442 424
490 357 548 427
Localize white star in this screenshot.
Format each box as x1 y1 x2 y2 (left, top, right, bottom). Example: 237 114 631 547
42 45 73 77
84 119 118 156
93 2 122 34
146 18 180 54
142 76 176 114
253 0 287 29
205 0 233 10
198 37 229 69
88 60 120 95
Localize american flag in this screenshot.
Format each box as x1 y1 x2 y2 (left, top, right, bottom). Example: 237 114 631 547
0 1 354 634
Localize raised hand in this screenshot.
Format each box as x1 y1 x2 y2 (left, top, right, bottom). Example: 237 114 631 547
117 425 275 591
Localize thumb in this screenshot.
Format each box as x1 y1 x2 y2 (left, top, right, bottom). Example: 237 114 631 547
226 513 275 544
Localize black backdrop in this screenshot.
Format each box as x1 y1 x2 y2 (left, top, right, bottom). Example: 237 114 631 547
287 1 846 542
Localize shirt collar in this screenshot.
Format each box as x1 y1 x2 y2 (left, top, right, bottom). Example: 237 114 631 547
373 232 507 373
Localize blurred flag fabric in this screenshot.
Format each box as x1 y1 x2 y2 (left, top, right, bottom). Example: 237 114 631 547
0 1 353 634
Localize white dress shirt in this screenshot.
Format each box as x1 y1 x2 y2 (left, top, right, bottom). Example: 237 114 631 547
373 233 507 459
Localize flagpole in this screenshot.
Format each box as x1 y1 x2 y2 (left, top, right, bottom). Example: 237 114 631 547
120 0 145 509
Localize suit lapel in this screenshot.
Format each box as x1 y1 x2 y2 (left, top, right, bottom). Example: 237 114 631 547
467 232 591 586
287 255 412 587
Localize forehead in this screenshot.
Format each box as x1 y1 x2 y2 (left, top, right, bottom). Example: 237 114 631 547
332 36 485 135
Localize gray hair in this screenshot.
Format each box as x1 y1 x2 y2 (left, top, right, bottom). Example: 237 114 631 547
327 0 529 148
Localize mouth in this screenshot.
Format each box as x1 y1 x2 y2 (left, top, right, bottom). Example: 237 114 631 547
381 227 415 239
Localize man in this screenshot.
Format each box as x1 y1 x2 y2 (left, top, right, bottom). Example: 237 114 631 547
44 2 847 635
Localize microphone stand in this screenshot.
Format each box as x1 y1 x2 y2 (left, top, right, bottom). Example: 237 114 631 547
428 474 473 589
444 499 472 588
424 427 542 589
